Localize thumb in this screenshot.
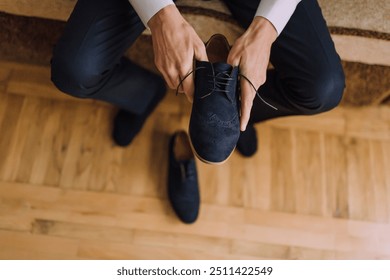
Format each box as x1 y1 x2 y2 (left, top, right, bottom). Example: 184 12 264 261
239 78 255 131
181 71 195 103
227 45 241 67
194 42 208 62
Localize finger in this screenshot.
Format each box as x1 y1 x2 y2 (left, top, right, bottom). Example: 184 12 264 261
168 67 183 90
177 55 195 98
180 70 194 103
227 45 241 66
164 74 176 90
194 41 208 62
156 64 176 90
184 88 194 103
239 79 255 131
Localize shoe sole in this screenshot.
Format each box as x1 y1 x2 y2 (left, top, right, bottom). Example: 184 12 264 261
188 134 236 165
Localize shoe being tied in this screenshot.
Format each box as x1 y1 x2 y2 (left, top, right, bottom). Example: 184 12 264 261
189 34 240 164
168 130 200 224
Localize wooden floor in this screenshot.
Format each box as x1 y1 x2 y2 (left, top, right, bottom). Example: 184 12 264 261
0 60 389 260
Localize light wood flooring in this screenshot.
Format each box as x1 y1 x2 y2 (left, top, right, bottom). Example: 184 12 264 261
0 60 389 259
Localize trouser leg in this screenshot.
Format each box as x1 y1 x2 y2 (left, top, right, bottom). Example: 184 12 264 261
51 0 163 114
223 0 345 123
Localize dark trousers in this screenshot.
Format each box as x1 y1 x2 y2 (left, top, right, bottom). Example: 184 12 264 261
51 0 345 122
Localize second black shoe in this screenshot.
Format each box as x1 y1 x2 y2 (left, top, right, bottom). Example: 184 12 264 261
189 34 240 164
168 130 200 224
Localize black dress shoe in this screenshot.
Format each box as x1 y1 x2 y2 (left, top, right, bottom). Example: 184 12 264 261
112 76 166 147
189 34 240 164
168 131 200 224
236 124 258 157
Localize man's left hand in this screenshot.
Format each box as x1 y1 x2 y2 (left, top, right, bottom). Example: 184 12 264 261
227 17 277 131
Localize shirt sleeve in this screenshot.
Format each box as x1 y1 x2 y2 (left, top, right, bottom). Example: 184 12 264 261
255 0 302 35
129 0 174 27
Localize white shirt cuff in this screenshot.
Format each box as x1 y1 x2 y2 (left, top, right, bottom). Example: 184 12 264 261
129 0 174 27
255 0 301 35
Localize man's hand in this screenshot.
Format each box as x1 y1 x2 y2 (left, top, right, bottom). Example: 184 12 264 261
227 17 277 131
148 5 208 102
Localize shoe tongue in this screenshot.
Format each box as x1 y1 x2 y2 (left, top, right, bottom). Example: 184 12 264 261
212 62 233 73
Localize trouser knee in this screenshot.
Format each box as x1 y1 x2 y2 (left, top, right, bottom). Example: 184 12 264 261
51 55 102 98
296 68 345 115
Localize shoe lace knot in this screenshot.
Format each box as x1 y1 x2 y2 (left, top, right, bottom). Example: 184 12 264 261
176 65 278 110
176 66 234 102
202 69 234 102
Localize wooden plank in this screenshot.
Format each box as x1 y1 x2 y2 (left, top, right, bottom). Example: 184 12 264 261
0 215 32 232
59 104 104 190
5 62 107 106
16 98 55 183
247 123 272 210
368 140 389 223
384 141 390 223
0 93 10 130
334 250 390 260
0 182 169 217
0 248 83 260
132 229 231 256
0 65 11 94
346 137 375 221
266 109 346 135
42 102 79 186
1 97 43 181
268 107 390 141
231 240 336 260
155 90 183 115
212 164 233 206
345 107 390 141
0 0 76 21
0 196 33 231
32 219 135 243
78 240 257 260
0 94 25 180
2 183 390 248
323 134 349 219
0 230 79 259
0 183 333 252
334 233 390 253
228 126 273 208
86 107 123 193
270 127 295 213
29 100 68 185
293 130 324 216
30 219 233 257
6 64 76 101
197 160 220 205
1 182 390 258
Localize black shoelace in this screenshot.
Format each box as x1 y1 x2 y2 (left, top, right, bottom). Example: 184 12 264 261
176 65 278 110
238 73 278 110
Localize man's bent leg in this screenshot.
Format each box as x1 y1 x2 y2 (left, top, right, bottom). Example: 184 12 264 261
51 0 164 115
223 0 345 123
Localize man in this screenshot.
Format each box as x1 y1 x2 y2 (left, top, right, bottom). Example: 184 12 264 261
51 0 345 223
51 0 345 154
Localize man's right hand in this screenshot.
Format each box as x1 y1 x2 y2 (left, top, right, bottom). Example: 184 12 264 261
148 5 208 102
